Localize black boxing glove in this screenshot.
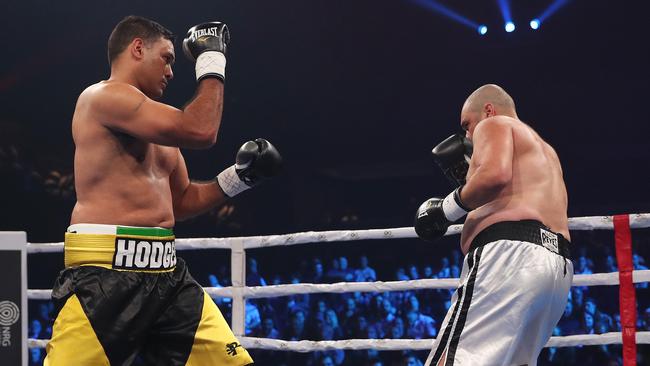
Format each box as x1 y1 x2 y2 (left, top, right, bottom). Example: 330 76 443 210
431 133 473 186
183 22 230 81
414 187 470 241
216 138 283 197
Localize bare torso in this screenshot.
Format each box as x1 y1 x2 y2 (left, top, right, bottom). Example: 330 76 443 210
70 81 180 228
460 118 570 253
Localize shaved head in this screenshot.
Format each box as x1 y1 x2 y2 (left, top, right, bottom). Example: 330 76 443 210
463 84 517 117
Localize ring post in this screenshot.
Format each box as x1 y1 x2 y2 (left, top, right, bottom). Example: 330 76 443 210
0 232 28 366
230 238 246 336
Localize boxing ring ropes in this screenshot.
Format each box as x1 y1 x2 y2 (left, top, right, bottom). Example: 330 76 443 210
12 213 650 364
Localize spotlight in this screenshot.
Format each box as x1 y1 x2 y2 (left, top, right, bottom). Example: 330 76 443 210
530 19 540 29
478 25 488 35
505 22 515 32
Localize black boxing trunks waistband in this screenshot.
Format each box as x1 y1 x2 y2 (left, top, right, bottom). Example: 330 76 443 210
64 223 176 272
469 220 571 260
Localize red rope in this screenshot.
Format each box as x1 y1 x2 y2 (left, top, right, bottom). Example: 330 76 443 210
614 214 636 366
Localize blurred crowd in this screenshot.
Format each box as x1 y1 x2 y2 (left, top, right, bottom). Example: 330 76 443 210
28 246 650 365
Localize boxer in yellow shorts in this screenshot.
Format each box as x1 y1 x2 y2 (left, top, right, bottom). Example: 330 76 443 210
45 15 282 365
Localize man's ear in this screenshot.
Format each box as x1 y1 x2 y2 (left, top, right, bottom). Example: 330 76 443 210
483 103 496 117
130 38 145 60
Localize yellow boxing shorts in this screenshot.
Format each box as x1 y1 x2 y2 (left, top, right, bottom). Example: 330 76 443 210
44 224 253 366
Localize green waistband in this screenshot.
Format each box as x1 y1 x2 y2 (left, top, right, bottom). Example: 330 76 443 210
68 223 174 237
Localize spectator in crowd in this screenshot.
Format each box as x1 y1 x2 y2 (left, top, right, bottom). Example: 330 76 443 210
324 309 344 340
422 266 434 279
352 291 372 311
395 268 410 281
339 256 354 282
450 250 462 268
247 257 267 286
642 308 650 331
320 355 335 366
584 297 613 331
613 313 622 332
633 254 649 289
312 339 345 365
38 302 53 324
310 259 327 283
378 299 398 337
633 253 648 270
559 297 581 335
256 318 281 339
408 265 419 280
340 298 359 338
437 257 450 278
604 255 618 273
581 312 596 335
313 299 329 325
572 286 585 310
326 257 342 282
539 326 576 365
450 265 460 278
355 255 377 282
405 309 437 339
245 300 262 335
389 322 405 339
207 273 228 306
286 274 310 315
575 255 593 275
403 354 424 366
30 347 44 366
29 319 43 339
353 315 369 338
287 309 308 341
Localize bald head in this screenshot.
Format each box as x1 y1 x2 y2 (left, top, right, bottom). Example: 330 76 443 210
463 84 517 118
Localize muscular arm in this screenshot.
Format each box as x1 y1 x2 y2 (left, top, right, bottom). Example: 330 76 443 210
170 150 228 221
460 117 513 209
92 79 224 149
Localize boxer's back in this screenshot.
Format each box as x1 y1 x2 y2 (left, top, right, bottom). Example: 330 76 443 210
460 117 569 253
70 81 178 228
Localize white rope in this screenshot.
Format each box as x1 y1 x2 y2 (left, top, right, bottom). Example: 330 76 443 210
24 213 650 353
26 214 650 253
239 332 650 351
27 270 650 300
27 332 650 350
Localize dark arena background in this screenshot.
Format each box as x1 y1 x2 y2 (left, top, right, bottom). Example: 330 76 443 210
1 0 650 365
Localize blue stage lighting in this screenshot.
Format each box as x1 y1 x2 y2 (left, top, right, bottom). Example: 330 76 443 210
530 19 540 29
498 0 513 24
505 22 515 32
538 0 572 23
478 25 488 35
410 0 480 31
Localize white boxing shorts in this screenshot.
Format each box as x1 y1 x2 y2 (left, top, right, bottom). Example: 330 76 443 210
425 220 573 366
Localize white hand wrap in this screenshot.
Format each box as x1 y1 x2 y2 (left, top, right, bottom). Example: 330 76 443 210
216 165 250 197
195 51 226 81
442 188 469 222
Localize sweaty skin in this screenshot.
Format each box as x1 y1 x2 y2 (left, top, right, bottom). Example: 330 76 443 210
458 114 570 254
71 37 227 228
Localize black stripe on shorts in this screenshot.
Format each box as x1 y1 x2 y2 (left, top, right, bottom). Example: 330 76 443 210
431 247 480 365
445 246 484 365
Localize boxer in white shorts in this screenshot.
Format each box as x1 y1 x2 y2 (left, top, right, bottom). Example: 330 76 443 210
415 84 573 366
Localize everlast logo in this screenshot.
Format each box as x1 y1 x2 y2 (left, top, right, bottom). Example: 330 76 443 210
113 239 176 270
540 228 559 254
191 27 219 42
